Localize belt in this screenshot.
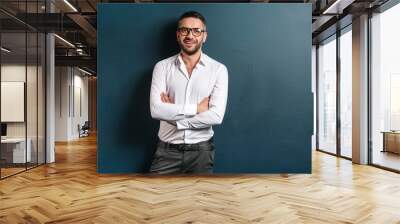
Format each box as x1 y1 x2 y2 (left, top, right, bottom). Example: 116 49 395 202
158 137 214 151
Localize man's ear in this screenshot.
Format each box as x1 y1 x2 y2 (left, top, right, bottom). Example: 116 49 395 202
203 33 207 43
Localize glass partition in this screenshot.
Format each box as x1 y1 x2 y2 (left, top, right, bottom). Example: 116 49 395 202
1 31 28 177
0 1 46 179
317 35 337 154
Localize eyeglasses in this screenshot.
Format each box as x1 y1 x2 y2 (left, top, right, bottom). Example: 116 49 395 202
177 27 206 37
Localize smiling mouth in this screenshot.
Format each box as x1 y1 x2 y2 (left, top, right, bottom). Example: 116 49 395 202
184 39 195 45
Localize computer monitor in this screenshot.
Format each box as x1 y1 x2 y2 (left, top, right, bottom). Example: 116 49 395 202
1 123 7 137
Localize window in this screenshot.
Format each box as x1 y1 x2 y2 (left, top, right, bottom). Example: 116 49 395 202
339 27 352 158
370 3 400 171
318 35 337 154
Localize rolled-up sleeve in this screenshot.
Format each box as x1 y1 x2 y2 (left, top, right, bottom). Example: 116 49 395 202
150 62 197 121
176 64 228 130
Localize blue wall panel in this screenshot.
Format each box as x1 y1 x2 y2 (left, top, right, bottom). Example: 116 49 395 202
98 3 312 173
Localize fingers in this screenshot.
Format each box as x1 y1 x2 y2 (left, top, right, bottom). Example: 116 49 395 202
201 96 210 103
161 93 167 103
161 92 173 104
160 93 166 103
165 94 172 103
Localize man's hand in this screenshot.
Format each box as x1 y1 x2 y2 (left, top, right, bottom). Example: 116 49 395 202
161 92 210 114
160 92 176 126
161 92 174 104
197 96 210 114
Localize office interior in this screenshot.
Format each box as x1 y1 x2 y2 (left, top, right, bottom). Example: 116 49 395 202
0 0 400 223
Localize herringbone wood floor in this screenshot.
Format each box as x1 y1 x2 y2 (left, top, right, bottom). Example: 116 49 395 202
1 134 400 224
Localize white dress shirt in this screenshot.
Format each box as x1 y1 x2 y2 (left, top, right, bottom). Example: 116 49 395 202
150 52 229 144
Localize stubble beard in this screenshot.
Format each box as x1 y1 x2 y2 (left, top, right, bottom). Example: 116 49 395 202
179 39 203 56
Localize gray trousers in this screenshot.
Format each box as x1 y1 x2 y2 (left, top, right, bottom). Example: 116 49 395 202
149 139 215 174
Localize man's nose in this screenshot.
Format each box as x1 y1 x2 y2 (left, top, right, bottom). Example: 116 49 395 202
187 30 194 38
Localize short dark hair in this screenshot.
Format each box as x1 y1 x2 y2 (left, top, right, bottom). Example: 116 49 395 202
178 11 206 28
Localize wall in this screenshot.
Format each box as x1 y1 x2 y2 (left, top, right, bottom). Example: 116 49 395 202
312 45 317 150
98 3 313 173
1 64 27 140
1 64 40 138
55 67 89 141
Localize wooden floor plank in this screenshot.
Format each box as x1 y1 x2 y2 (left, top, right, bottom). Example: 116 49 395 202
1 134 400 223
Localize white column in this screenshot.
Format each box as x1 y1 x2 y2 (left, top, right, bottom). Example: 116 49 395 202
45 1 55 163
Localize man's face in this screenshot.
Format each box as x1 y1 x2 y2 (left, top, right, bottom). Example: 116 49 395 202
176 17 207 55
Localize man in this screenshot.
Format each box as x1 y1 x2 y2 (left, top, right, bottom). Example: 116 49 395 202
149 11 229 174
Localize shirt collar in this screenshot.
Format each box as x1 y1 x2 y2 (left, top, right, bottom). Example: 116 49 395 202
175 51 207 68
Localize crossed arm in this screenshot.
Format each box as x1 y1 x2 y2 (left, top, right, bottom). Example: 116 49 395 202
149 62 229 130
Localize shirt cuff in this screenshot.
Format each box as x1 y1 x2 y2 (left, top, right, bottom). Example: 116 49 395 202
183 104 197 116
176 119 189 130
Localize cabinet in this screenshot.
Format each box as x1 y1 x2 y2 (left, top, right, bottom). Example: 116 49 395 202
382 132 400 154
1 138 32 164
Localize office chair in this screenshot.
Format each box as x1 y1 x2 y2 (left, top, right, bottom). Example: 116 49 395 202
78 121 90 138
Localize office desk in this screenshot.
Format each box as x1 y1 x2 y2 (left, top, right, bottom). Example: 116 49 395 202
382 131 400 154
1 138 32 163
